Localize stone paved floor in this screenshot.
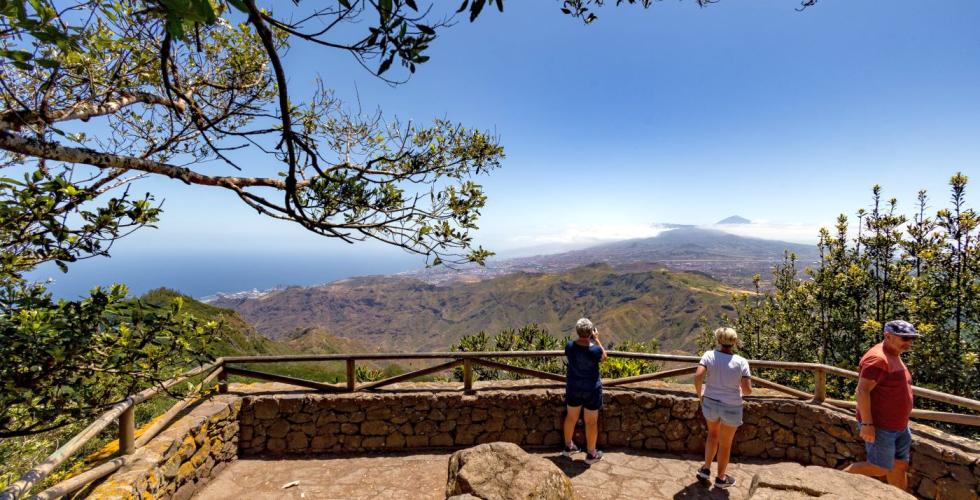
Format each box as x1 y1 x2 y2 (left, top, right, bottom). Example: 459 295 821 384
194 450 908 499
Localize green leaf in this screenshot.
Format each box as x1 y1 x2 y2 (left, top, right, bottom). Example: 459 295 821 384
469 0 485 22
1 48 34 62
377 55 393 76
405 0 418 11
35 57 59 69
379 0 392 22
226 0 247 12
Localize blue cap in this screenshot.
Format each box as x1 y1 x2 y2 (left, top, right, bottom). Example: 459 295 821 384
884 320 920 337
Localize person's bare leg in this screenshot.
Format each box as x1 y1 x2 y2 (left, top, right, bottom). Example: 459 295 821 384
703 419 721 470
843 462 889 478
584 409 599 453
886 460 908 491
715 423 738 480
563 405 582 447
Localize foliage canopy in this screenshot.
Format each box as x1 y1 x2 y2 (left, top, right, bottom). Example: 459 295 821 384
706 174 980 411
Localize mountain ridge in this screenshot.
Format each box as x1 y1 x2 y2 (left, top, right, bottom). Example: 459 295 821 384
210 263 740 354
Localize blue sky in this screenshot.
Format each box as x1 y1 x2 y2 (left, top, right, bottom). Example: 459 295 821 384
30 0 980 298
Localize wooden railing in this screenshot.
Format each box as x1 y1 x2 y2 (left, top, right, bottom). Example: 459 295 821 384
3 351 979 499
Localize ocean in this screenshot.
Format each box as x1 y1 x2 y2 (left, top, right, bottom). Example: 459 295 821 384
26 251 424 300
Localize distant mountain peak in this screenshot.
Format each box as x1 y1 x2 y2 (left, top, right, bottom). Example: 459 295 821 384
717 215 751 225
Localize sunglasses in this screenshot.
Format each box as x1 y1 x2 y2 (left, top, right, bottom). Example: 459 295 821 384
897 337 916 343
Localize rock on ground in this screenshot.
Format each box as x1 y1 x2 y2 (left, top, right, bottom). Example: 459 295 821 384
446 442 574 500
747 462 916 500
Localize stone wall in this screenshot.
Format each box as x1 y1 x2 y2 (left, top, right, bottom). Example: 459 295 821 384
87 396 240 500
238 385 980 500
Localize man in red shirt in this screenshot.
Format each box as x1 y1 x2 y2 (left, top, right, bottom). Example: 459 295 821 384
843 320 920 491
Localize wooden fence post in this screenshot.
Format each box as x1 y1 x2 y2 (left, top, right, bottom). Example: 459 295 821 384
813 367 826 403
119 405 135 455
218 367 228 394
346 359 356 392
463 359 474 392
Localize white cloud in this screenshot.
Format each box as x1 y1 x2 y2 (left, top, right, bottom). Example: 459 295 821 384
702 220 827 244
508 223 674 247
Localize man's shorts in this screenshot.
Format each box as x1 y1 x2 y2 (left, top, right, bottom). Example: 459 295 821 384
862 424 911 471
565 386 603 411
701 397 743 427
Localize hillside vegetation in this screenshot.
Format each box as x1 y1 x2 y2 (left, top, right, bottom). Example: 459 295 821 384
212 263 742 353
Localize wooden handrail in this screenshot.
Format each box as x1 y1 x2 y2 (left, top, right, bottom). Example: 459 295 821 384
7 352 980 500
1 361 219 500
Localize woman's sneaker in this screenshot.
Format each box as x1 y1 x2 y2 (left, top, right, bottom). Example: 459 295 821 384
584 450 603 464
561 443 580 457
696 466 711 482
714 475 736 489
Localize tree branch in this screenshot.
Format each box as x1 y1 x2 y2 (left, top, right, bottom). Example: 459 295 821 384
0 131 294 190
0 92 187 132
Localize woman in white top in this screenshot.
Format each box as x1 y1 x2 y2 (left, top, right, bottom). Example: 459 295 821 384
694 327 752 489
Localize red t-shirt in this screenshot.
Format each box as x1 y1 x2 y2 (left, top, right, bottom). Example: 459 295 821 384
855 342 913 431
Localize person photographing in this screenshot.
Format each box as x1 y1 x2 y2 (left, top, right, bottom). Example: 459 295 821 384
561 318 607 464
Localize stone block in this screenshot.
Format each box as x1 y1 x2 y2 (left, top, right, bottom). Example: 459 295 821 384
524 430 543 445
670 399 698 419
645 437 667 450
768 411 795 428
406 435 430 447
160 454 181 479
738 439 766 456
362 436 385 448
607 431 627 446
917 477 937 499
914 455 948 479
477 432 500 444
543 431 562 446
386 432 406 448
176 461 196 484
650 408 670 425
825 425 853 441
485 419 504 432
278 397 303 414
774 427 795 445
431 433 454 447
287 412 312 424
311 435 338 450
935 478 975 500
361 420 389 435
267 419 290 439
341 435 362 449
252 398 279 420
664 420 688 441
266 438 286 453
172 482 197 500
315 413 337 426
287 431 308 450
500 429 522 443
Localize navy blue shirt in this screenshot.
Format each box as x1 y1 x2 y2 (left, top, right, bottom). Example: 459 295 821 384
565 340 603 391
